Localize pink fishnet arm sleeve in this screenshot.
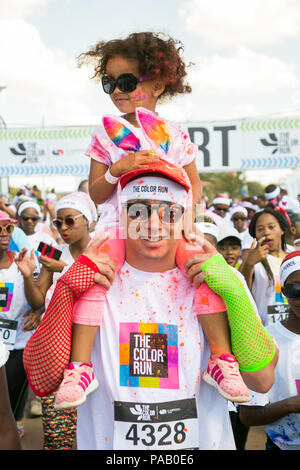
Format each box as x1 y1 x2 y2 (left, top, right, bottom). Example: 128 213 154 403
23 255 99 397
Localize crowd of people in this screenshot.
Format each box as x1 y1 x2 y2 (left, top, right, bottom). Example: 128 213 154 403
0 31 300 452
0 175 299 451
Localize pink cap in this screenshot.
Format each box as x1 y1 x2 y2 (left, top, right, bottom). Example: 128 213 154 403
0 211 17 224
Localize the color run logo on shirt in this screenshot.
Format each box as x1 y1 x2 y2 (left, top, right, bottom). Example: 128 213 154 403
0 283 13 312
119 322 179 389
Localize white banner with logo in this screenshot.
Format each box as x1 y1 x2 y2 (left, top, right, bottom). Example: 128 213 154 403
0 114 299 177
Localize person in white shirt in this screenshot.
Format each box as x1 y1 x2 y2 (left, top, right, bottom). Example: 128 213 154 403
17 200 57 278
229 206 249 243
240 208 290 326
239 250 300 450
206 195 231 227
30 161 278 450
0 211 38 440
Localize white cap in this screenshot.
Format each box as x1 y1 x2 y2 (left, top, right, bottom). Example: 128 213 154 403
241 201 259 212
265 186 280 200
217 225 242 244
230 206 248 218
195 222 218 241
213 197 231 206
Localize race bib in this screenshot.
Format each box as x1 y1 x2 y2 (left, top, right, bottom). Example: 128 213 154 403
114 398 198 450
0 318 18 350
267 304 290 324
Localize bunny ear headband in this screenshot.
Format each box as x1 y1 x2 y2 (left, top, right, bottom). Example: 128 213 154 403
102 107 171 155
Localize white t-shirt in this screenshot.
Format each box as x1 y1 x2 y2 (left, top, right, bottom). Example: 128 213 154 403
0 257 32 350
77 262 235 451
251 254 288 326
242 321 300 450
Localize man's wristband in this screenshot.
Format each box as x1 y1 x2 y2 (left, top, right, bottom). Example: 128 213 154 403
104 167 120 185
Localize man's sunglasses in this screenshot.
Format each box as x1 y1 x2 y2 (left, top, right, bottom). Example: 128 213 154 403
52 214 83 229
102 73 151 94
232 216 247 222
215 206 229 213
21 215 40 222
126 202 184 224
283 283 300 299
0 224 14 234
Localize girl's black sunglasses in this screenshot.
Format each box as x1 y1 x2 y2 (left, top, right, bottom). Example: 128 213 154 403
102 73 151 94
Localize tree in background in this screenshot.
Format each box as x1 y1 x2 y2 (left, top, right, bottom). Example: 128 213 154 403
200 172 265 203
200 172 246 203
246 180 265 198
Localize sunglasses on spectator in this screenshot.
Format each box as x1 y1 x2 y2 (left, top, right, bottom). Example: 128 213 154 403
126 202 184 224
215 206 229 213
53 214 83 229
284 283 300 299
102 73 151 94
21 215 40 222
0 224 14 234
232 216 247 222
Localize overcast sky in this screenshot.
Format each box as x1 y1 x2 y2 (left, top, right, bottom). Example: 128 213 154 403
1 0 300 128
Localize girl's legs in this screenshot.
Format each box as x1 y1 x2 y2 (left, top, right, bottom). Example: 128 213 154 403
198 312 232 357
71 324 99 363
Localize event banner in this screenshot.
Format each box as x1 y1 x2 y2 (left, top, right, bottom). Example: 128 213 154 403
0 115 299 177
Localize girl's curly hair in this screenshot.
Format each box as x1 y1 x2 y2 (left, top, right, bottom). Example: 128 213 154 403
78 31 192 100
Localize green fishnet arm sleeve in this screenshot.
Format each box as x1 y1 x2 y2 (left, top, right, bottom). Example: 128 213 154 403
201 254 276 372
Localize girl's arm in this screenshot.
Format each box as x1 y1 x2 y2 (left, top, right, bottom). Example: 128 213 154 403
89 152 160 204
239 395 300 427
182 161 202 234
183 160 202 208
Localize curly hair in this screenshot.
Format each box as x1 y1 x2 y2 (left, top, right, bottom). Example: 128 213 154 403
77 31 192 100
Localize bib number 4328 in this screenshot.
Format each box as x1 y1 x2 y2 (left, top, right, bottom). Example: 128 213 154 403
126 421 186 447
114 398 198 450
